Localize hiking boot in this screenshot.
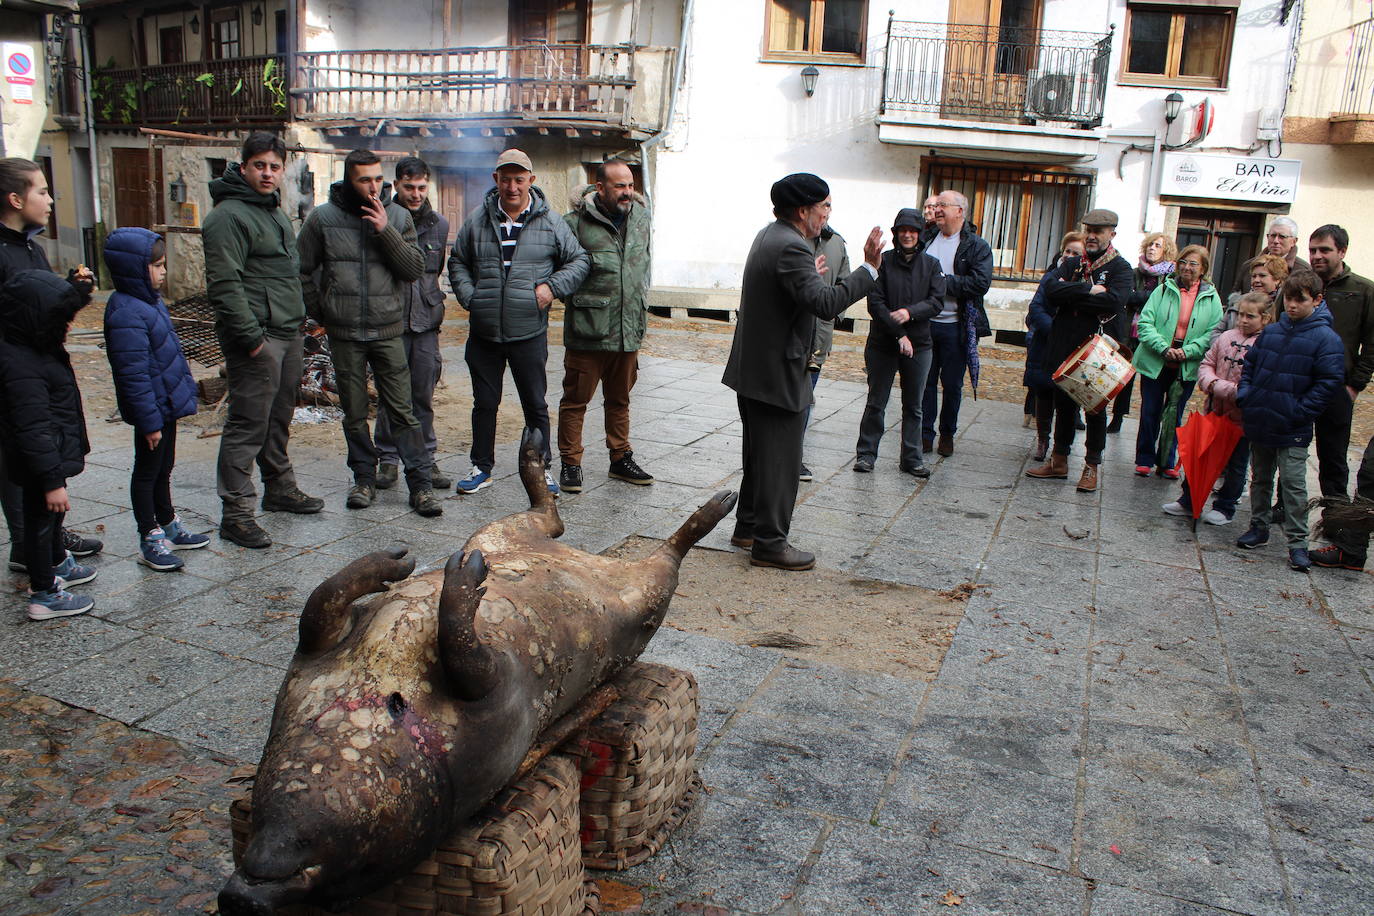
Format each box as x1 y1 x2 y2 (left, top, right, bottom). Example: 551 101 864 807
61 528 103 557
53 554 97 586
409 489 443 518
346 483 376 510
729 528 753 550
1310 545 1366 571
560 464 584 494
937 435 955 457
1162 500 1189 517
163 516 210 549
138 530 184 572
1200 508 1233 526
376 463 399 490
1236 522 1269 550
1076 464 1099 493
457 467 492 494
750 544 816 571
1289 548 1312 572
901 464 931 479
1106 414 1124 434
262 485 324 514
431 469 453 490
219 517 272 549
609 451 653 486
545 470 561 496
1026 454 1069 480
853 456 874 473
27 585 93 621
799 464 813 482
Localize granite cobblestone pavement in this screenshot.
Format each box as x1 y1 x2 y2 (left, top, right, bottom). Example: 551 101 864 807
2 348 1371 914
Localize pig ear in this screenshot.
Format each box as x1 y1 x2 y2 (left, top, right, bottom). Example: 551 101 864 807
438 549 501 702
298 546 415 655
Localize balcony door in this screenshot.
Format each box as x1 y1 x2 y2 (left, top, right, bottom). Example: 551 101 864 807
510 0 589 113
941 0 1042 122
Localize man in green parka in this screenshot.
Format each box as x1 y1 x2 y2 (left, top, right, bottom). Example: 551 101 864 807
556 158 654 494
203 132 322 550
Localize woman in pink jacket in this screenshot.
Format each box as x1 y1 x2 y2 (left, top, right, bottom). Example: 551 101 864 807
1162 292 1273 525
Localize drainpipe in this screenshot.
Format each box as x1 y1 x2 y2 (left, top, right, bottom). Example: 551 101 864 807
638 0 693 289
77 19 103 237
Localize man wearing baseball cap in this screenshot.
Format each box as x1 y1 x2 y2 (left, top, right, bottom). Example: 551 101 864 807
722 173 884 571
448 148 589 495
1027 207 1133 492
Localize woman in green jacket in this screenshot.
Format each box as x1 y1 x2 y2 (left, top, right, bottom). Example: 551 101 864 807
1131 244 1224 477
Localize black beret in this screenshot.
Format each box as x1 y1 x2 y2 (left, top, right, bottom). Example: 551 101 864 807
771 173 830 210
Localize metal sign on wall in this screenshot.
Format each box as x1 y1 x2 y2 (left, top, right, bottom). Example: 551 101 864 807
1159 152 1301 205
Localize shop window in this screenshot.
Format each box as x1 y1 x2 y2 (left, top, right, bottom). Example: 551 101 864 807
763 0 865 62
925 161 1093 281
1122 2 1236 88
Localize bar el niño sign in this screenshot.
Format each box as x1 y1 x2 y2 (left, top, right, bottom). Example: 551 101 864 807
1159 152 1301 204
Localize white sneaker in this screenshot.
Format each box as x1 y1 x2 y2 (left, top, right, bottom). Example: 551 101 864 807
1201 508 1233 526
1162 500 1189 517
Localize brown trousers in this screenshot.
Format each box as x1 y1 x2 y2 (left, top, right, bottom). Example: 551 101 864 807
557 349 638 466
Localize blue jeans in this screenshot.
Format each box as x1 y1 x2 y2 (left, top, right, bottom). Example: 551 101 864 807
1179 436 1249 518
1135 367 1195 470
922 320 966 441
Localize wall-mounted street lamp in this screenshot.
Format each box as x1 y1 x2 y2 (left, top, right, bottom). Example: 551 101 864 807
801 65 819 98
252 4 263 26
1163 91 1184 126
189 13 200 34
169 174 188 203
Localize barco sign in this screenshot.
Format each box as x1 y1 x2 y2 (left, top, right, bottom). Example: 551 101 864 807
1159 152 1301 205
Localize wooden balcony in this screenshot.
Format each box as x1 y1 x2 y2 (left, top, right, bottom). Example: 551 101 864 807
93 55 287 127
292 44 674 137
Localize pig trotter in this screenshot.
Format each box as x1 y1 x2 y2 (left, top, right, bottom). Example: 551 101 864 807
438 549 502 701
662 490 739 560
298 546 416 655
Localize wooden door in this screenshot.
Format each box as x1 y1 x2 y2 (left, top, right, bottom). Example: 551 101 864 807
1177 208 1262 295
509 0 589 113
437 168 497 241
159 27 184 65
112 148 165 230
942 0 1041 122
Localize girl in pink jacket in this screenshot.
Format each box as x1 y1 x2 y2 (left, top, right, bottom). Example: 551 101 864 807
1162 292 1273 525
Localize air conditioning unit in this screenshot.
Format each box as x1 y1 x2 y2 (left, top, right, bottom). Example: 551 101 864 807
1024 70 1102 124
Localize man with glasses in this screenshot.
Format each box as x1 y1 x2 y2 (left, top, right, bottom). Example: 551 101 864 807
1232 217 1308 295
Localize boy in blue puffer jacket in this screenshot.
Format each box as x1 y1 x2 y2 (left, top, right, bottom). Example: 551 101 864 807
1235 269 1345 571
103 228 209 571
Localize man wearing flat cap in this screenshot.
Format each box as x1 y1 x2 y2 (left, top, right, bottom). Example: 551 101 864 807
1027 207 1133 493
723 173 884 571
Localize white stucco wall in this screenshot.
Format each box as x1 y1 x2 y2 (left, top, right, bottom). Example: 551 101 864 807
0 12 50 160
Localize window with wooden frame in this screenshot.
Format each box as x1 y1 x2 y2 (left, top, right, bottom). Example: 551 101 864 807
1121 1 1236 88
925 161 1094 281
763 0 865 63
210 7 242 61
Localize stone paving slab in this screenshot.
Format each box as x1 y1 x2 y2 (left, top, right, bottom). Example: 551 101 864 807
1 351 1372 914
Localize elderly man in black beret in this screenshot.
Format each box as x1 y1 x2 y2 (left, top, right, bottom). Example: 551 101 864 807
723 173 884 571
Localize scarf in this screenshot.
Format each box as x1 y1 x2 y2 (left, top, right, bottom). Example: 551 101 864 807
1088 245 1119 276
1137 256 1174 277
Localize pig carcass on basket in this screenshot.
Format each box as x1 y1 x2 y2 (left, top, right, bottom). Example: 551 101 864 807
218 431 736 914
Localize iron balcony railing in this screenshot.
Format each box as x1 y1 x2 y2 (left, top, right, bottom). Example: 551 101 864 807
1339 16 1374 114
882 20 1113 127
93 55 287 126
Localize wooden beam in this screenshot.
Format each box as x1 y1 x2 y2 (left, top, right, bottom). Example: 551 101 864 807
418 126 433 137
565 127 580 137
537 126 549 135
502 127 517 136
385 125 403 135
480 127 494 137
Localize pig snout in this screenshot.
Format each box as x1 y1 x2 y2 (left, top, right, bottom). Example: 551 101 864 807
218 862 321 916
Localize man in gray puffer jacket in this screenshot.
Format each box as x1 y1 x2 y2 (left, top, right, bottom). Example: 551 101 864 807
447 149 590 495
298 148 440 517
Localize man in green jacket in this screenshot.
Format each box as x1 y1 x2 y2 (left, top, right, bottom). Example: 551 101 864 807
556 159 653 493
203 132 322 550
297 148 439 518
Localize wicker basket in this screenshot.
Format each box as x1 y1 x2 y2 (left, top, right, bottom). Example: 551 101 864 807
231 755 597 915
559 662 701 870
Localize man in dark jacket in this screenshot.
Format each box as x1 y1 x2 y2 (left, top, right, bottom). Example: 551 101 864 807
298 148 437 517
920 190 993 458
723 173 883 571
557 158 652 494
374 157 451 492
448 149 590 495
1026 209 1133 493
203 133 323 549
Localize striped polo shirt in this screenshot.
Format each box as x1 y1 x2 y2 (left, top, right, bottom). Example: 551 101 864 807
499 205 532 272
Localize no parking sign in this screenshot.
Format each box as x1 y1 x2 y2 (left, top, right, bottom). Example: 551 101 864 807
5 42 35 105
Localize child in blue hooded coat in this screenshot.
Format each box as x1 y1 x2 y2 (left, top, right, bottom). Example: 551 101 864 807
103 228 208 570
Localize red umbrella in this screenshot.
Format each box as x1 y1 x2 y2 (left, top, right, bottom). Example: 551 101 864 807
1175 411 1245 524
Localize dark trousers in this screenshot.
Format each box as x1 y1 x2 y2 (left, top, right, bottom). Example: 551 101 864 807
1 449 24 558
1033 387 1056 444
922 320 966 440
802 368 821 449
558 348 638 466
1135 366 1195 470
466 333 550 472
217 334 303 522
1333 433 1373 559
857 342 932 469
1046 389 1106 464
22 487 66 592
1113 375 1134 419
1314 386 1355 499
131 423 177 536
375 329 441 466
331 336 431 492
735 394 807 554
1179 436 1249 518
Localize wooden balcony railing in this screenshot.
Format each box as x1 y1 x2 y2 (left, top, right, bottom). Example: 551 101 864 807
93 55 287 126
292 43 657 128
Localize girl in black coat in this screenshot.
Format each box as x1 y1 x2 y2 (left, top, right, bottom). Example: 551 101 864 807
0 270 96 619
